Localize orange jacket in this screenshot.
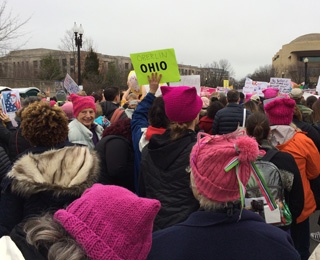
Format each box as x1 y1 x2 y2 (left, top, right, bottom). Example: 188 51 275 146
277 132 320 223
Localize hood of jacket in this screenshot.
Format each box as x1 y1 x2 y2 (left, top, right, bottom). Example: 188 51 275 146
7 146 100 198
270 125 298 146
147 130 196 170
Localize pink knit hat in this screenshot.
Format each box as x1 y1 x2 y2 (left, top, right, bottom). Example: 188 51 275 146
262 88 279 99
264 98 295 125
245 93 253 102
70 93 96 118
61 102 74 120
190 133 261 203
161 86 202 123
54 184 160 260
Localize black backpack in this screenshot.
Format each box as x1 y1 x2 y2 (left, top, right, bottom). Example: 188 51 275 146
245 149 293 227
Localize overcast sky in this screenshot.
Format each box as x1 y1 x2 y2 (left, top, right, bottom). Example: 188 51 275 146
5 0 320 80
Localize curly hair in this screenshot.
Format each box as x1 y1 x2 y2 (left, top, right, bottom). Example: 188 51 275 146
102 117 132 143
24 213 88 260
21 101 69 147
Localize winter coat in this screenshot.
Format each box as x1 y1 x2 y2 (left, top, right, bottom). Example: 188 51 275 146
270 125 320 223
148 209 300 260
293 117 320 152
95 135 135 192
100 101 127 121
68 119 103 150
0 146 11 184
131 92 156 192
212 103 251 135
0 144 100 238
139 130 199 231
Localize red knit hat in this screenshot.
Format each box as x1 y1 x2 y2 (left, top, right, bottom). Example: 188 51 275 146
264 98 295 125
262 88 279 99
54 184 160 260
190 133 260 203
70 94 96 118
160 86 202 123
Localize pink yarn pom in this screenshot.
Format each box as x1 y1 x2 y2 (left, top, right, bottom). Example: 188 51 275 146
235 136 259 162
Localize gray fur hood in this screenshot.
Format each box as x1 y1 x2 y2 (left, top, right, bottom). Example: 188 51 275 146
7 146 100 198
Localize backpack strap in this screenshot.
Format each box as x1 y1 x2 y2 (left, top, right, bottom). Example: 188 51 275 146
110 108 124 124
261 149 279 162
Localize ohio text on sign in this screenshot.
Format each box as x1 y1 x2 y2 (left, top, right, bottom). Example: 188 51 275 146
130 48 180 85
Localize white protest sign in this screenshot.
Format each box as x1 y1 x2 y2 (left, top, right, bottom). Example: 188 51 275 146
242 78 269 96
316 76 320 94
64 73 80 94
269 77 291 94
170 75 201 95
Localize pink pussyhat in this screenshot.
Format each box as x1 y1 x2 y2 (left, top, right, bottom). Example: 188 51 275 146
262 88 279 99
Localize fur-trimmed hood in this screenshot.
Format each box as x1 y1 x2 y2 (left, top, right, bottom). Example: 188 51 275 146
7 146 100 198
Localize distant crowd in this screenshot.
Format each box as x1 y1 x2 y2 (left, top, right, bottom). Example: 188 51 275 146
1 73 320 259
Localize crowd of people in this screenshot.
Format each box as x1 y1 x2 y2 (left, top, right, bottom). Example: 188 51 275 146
0 74 320 259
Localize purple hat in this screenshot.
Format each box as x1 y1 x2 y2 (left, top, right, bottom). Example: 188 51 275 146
54 184 160 260
160 86 202 123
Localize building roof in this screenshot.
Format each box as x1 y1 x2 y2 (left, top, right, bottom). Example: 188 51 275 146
290 33 320 44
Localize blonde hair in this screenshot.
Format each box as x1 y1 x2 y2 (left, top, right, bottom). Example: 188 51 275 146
190 172 239 211
24 213 88 260
169 121 193 140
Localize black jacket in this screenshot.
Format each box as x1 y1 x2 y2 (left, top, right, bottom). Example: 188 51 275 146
212 103 251 135
0 146 11 184
0 144 100 238
139 130 199 231
100 101 127 121
95 135 135 192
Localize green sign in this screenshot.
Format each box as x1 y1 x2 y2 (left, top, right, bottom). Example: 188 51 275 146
130 48 181 85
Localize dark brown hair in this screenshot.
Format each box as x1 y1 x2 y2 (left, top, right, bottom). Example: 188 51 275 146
312 99 320 123
21 101 69 147
246 112 270 144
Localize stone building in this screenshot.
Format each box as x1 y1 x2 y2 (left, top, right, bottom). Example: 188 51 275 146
0 48 228 88
272 33 320 85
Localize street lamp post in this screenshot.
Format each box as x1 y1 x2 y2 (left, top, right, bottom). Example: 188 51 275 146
304 57 309 88
73 22 84 86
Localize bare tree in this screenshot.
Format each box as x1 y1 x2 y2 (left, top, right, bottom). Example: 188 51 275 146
0 1 31 55
248 64 275 82
201 59 234 87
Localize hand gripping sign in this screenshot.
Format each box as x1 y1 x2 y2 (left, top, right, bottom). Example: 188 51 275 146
130 48 181 85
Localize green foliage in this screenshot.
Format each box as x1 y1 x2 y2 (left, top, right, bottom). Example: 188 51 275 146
83 48 99 79
104 62 125 87
39 55 63 80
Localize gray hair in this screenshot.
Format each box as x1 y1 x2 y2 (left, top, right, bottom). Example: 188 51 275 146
23 213 88 260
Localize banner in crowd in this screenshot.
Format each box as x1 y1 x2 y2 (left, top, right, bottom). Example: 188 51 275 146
64 73 80 94
130 48 180 85
1 90 21 114
223 80 229 88
269 77 291 94
242 78 269 96
200 86 217 97
170 75 201 95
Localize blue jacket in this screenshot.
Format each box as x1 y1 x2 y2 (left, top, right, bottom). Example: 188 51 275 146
212 103 250 135
131 93 156 192
148 209 300 260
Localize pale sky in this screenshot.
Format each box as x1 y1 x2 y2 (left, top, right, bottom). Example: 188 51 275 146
5 0 320 80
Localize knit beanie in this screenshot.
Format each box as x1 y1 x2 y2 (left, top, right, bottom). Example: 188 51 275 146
56 90 67 102
262 88 279 99
69 93 96 118
61 102 74 120
264 98 295 125
161 86 202 123
245 93 253 102
190 133 260 202
289 88 303 99
54 184 160 260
